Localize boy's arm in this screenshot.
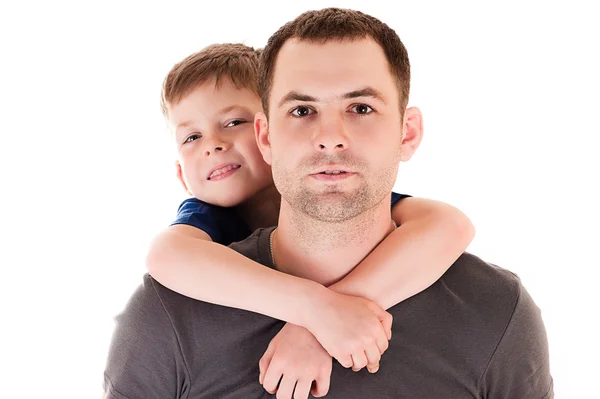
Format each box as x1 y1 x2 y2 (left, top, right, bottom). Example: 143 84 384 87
147 224 392 369
147 224 322 327
329 197 475 309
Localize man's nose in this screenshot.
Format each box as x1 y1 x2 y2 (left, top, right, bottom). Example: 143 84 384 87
314 113 349 152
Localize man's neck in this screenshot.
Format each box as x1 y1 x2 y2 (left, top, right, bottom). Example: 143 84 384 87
235 185 281 231
272 198 394 286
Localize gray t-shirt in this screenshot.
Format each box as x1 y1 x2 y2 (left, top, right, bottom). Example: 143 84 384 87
104 227 553 398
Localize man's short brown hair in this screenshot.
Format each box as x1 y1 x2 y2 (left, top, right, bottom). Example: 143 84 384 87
259 8 410 117
161 43 262 118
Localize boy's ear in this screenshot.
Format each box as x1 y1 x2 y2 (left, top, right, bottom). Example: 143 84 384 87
399 107 424 162
175 160 192 195
254 111 273 165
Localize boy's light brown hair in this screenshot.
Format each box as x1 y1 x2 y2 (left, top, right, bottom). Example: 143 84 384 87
259 8 411 118
161 43 262 118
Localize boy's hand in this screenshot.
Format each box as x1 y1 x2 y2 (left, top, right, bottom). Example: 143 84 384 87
259 323 332 399
304 289 392 371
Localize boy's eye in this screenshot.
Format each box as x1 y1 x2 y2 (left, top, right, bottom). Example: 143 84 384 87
349 104 374 115
184 134 201 144
225 119 245 128
289 106 315 117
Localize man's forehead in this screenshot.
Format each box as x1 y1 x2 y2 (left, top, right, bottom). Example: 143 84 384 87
271 37 397 104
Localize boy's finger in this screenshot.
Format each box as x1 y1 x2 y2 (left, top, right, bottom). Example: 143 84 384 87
293 379 312 399
365 345 381 369
311 372 331 397
262 366 283 394
276 375 295 399
369 303 393 340
376 331 389 355
351 352 368 371
367 362 380 374
336 354 353 368
380 312 393 340
259 347 275 384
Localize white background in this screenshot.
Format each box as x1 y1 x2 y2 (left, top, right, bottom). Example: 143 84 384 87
1 1 598 397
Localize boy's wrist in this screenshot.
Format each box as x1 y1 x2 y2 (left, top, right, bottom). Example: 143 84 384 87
295 281 331 329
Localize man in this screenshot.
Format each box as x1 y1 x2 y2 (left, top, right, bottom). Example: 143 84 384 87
104 8 553 398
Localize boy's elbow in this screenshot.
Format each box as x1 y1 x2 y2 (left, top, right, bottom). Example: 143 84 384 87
452 211 476 247
145 233 173 278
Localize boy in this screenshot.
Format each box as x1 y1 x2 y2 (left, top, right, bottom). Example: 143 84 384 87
147 43 474 396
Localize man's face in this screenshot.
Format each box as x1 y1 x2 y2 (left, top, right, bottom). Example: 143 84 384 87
169 79 273 207
264 38 405 221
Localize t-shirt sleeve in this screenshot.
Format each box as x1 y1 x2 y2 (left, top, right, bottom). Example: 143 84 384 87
479 281 554 398
391 191 411 207
170 197 249 245
103 275 189 399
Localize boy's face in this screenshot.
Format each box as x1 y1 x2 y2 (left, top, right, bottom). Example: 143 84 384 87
169 78 273 207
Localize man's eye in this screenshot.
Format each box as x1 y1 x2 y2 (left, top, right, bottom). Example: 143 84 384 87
184 134 201 144
225 120 245 128
350 104 374 115
290 106 315 117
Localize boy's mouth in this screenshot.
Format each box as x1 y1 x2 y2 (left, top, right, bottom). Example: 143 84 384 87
207 164 241 180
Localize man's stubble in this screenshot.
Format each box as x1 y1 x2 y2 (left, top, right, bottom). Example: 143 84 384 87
272 150 401 250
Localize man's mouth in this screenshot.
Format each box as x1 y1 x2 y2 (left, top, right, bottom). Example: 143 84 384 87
311 167 355 181
318 170 347 175
208 164 241 180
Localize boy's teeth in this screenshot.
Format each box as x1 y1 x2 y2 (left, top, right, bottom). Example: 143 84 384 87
323 170 343 174
210 165 239 179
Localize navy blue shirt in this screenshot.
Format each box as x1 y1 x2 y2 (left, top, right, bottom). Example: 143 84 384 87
172 192 410 245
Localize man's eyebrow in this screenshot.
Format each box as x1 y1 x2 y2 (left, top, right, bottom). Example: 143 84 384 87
277 87 387 108
277 91 318 108
342 87 387 104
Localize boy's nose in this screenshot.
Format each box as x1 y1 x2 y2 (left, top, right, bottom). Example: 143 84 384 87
203 139 229 156
205 146 223 156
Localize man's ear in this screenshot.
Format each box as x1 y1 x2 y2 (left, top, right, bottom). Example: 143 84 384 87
175 160 192 195
399 107 424 162
254 111 273 165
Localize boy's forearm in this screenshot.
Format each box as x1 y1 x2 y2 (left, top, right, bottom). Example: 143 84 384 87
329 210 474 310
147 230 325 326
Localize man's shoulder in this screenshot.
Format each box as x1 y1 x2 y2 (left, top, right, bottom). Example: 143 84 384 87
228 227 273 266
444 252 523 299
438 252 527 324
449 255 553 397
394 252 526 349
431 252 534 342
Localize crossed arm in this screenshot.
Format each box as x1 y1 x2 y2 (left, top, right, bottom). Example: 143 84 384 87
144 197 474 396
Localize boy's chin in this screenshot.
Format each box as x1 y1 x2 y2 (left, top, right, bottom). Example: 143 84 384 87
200 193 249 208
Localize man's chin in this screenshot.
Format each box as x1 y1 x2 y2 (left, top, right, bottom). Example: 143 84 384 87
295 190 368 221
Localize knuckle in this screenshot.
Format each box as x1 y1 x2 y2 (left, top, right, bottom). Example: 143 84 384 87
371 351 382 362
382 339 389 351
265 386 277 394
